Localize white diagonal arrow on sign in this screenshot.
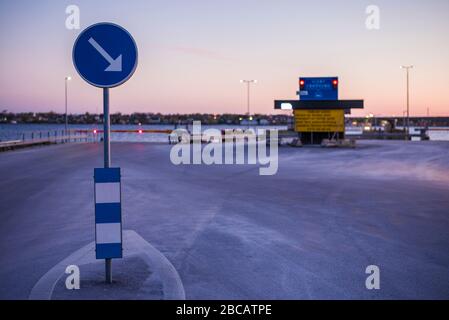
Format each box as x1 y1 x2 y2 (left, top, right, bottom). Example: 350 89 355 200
88 37 122 72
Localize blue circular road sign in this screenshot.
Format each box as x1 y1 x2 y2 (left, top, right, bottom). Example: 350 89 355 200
73 22 138 88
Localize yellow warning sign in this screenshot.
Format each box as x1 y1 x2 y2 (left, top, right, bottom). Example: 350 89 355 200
294 109 345 132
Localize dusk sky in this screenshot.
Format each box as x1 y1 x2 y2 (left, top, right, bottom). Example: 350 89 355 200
0 0 448 116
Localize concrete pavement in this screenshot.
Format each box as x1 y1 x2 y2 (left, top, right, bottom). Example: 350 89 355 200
0 141 448 299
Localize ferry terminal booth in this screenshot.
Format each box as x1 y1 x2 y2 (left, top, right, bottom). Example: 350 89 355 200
274 77 364 145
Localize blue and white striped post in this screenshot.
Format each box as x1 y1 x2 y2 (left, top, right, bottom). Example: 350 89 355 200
94 167 122 283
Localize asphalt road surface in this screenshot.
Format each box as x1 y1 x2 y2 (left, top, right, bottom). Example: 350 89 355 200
1 140 448 299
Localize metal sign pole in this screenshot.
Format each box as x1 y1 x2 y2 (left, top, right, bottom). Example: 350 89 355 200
104 88 111 169
73 22 137 286
103 87 112 284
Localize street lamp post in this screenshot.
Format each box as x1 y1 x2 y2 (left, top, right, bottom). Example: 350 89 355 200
240 79 257 121
400 65 413 140
65 76 72 142
402 110 407 135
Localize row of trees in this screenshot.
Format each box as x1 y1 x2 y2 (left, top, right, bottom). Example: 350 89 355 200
0 111 292 125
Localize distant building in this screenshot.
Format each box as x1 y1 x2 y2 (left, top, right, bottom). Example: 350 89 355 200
240 119 258 126
148 117 161 124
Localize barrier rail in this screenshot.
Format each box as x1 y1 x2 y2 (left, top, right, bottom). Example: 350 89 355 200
75 129 173 134
0 133 90 152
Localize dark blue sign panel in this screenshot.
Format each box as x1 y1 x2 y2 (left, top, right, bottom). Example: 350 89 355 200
299 77 338 101
73 23 138 88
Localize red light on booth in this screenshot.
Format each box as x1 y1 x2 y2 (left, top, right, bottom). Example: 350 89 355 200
299 79 305 90
138 129 143 134
93 129 97 134
332 79 338 88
